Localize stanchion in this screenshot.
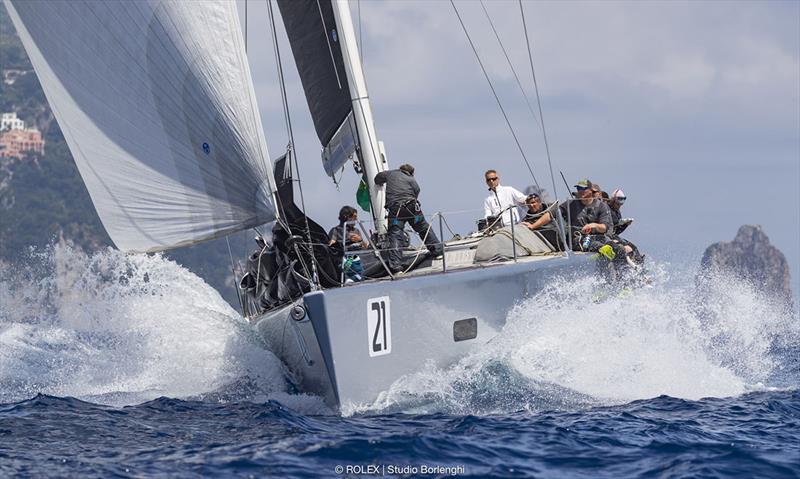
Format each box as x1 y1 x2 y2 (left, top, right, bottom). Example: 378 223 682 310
510 215 518 262
438 213 447 273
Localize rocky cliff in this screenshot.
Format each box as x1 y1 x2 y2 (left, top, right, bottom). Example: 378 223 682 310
697 225 793 308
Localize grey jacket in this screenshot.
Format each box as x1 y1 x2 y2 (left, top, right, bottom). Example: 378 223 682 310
560 198 614 235
576 198 614 235
374 169 420 208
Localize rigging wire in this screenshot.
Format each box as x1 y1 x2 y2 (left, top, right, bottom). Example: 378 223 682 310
267 0 320 287
244 0 248 52
267 1 297 148
226 236 245 316
519 0 569 255
518 0 556 202
358 0 363 64
449 0 540 190
478 0 540 128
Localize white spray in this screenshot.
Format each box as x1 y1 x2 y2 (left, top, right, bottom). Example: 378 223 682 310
359 264 798 416
0 245 327 410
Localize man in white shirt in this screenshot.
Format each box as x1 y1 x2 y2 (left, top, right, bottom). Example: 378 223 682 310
483 169 527 227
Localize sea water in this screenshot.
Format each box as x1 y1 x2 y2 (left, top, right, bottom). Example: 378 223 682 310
1 246 798 477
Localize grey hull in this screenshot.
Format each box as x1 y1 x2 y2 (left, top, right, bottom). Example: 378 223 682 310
252 253 592 411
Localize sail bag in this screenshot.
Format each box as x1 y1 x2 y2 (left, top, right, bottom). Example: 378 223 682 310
5 0 276 252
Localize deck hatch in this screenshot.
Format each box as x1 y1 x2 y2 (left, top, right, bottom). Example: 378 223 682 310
453 318 478 342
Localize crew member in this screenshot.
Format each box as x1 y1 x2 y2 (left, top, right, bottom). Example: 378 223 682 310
328 205 368 251
519 193 561 249
374 164 442 274
483 170 527 227
328 206 367 282
608 189 625 227
591 182 603 200
560 179 621 260
607 188 641 263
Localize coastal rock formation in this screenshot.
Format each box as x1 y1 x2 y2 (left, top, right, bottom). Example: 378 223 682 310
697 225 793 307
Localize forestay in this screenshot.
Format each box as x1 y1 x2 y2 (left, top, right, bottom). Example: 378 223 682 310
5 0 276 252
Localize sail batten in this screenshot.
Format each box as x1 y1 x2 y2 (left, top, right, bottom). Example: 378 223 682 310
5 0 276 252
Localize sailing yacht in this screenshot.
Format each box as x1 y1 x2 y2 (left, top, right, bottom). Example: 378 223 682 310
7 0 595 411
248 1 599 410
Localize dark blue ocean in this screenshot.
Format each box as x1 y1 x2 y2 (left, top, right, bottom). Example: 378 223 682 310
1 247 798 478
2 390 798 478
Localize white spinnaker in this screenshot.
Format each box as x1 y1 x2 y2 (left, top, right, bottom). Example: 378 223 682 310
5 0 276 252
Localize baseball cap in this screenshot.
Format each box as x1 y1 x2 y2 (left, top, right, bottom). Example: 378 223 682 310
574 179 593 190
612 188 626 202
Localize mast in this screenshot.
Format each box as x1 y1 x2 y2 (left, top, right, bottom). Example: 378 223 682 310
331 0 388 235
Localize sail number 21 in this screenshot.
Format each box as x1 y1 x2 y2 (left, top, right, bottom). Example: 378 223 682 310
367 296 391 357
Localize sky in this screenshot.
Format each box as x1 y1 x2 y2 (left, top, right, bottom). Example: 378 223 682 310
238 0 800 298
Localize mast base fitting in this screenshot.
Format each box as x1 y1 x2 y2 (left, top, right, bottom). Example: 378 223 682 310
290 304 307 321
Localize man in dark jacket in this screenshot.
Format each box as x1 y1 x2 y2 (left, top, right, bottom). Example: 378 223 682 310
559 179 622 260
606 188 642 263
374 164 442 273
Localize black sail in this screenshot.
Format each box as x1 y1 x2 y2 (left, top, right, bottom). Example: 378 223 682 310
277 0 352 147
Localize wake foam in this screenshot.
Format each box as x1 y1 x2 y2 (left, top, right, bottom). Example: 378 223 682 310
357 264 799 416
2 246 795 417
0 245 312 409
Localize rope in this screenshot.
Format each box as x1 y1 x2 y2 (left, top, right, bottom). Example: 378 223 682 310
450 0 540 190
226 236 245 316
255 243 268 296
484 204 518 231
401 216 436 275
439 214 460 238
267 0 320 288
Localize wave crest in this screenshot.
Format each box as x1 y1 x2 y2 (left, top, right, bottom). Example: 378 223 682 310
0 244 287 406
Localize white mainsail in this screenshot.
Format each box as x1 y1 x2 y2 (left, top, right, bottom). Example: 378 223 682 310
5 0 276 252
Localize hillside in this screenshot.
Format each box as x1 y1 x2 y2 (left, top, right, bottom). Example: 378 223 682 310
0 5 248 309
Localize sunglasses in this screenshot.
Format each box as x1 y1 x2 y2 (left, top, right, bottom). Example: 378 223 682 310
485 177 499 182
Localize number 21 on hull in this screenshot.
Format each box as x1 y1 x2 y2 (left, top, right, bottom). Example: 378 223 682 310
367 296 391 357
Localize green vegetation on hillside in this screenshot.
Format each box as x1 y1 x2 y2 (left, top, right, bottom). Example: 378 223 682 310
0 5 248 309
